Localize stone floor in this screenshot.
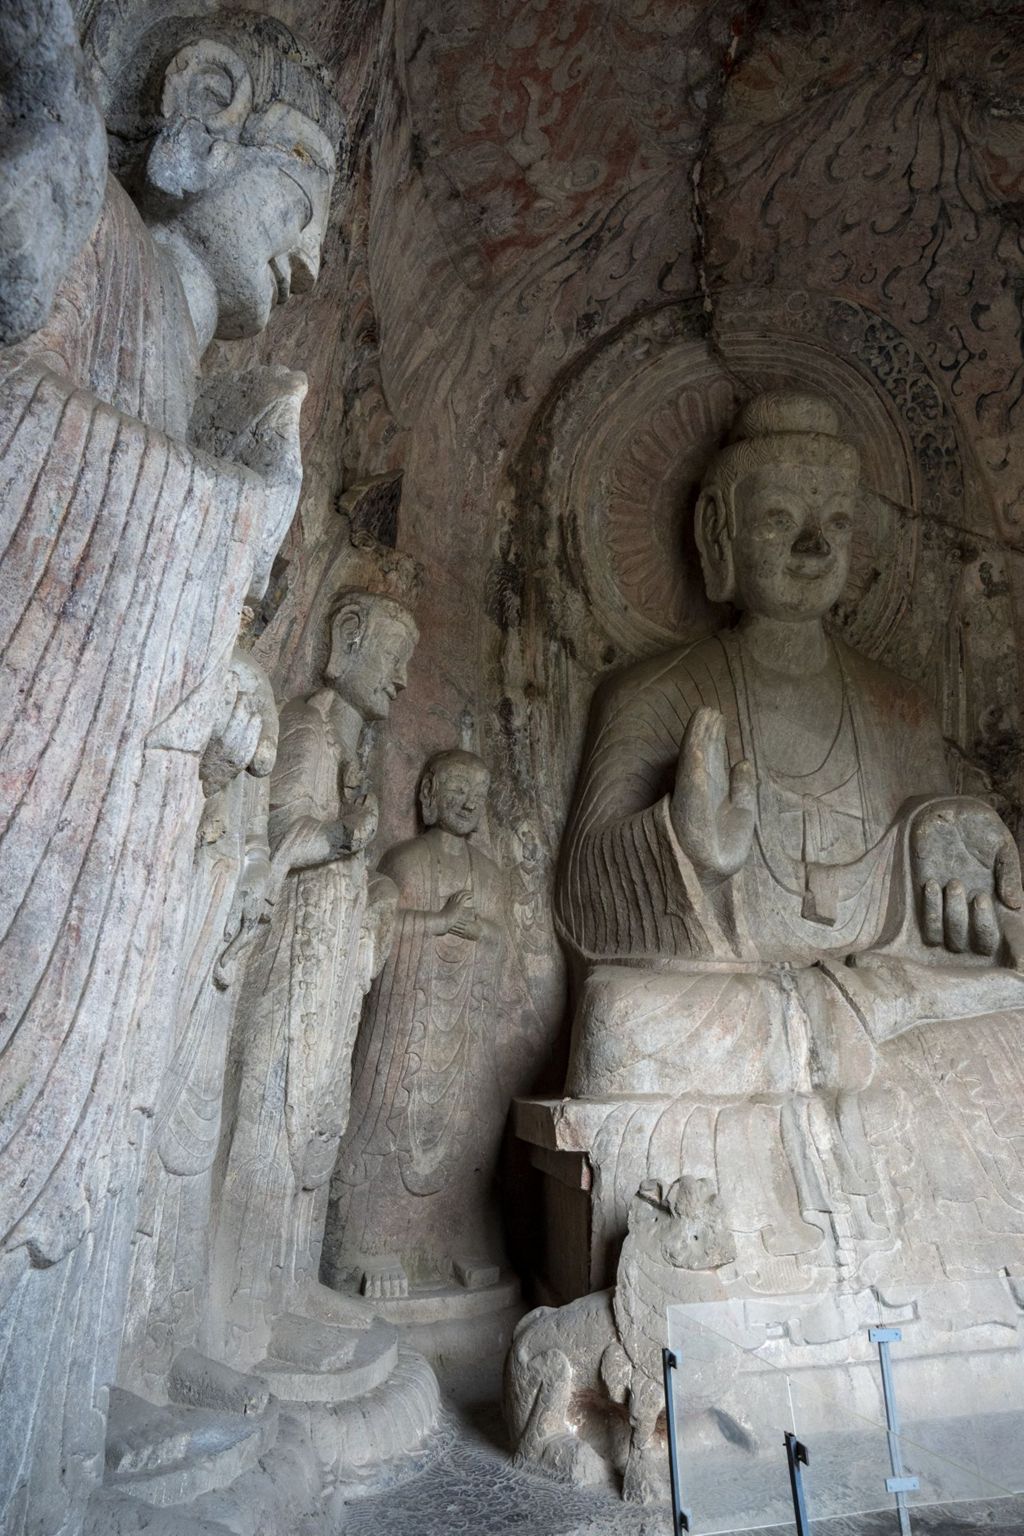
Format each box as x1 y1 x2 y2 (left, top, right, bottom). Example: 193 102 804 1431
337 1365 1024 1536
338 1364 659 1536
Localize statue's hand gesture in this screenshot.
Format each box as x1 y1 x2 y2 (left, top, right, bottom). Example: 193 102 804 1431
214 844 272 990
190 366 308 598
344 792 379 856
200 665 266 795
911 798 1024 966
440 889 481 941
327 792 379 858
670 707 756 881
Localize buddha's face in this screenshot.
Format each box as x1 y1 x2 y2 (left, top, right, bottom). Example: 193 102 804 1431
170 133 333 339
428 763 490 838
334 609 416 723
729 462 856 621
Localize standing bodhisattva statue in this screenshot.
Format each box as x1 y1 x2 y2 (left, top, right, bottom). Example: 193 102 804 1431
214 590 418 1370
0 4 340 1529
557 392 1024 1103
120 640 280 1401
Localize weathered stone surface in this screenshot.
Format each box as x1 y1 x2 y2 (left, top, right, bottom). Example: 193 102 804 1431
325 750 512 1303
514 391 1024 1503
506 1177 735 1502
0 5 343 1530
0 0 106 344
557 392 1024 1074
86 1404 325 1536
213 587 417 1373
121 646 279 1403
166 1350 270 1419
9 1 1024 1531
104 1385 278 1507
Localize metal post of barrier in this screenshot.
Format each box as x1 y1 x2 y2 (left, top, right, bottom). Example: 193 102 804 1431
784 1431 811 1536
661 1347 690 1534
869 1326 919 1536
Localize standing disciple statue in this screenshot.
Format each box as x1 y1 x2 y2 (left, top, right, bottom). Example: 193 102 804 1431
213 590 418 1371
325 751 508 1300
0 4 340 1530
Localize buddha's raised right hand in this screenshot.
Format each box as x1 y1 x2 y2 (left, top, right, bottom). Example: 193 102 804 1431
671 706 756 881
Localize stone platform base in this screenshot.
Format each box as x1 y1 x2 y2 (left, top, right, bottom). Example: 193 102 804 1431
256 1314 399 1403
513 1089 1024 1502
93 1327 441 1534
301 1342 441 1495
89 1407 323 1536
340 1273 524 1367
104 1385 280 1508
515 1021 1024 1308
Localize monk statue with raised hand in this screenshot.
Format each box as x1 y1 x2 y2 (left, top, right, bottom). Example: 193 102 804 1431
557 392 1024 1101
325 750 508 1303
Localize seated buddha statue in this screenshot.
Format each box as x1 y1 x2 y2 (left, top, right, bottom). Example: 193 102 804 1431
556 392 1024 1100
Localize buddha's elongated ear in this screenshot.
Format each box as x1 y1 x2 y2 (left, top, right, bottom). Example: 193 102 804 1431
695 485 735 604
147 41 253 198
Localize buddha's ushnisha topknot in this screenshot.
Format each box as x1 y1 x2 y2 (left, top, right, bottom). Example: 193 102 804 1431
732 391 842 443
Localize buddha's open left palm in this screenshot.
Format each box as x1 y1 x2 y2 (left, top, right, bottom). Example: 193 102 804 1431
671 707 756 880
911 798 1024 965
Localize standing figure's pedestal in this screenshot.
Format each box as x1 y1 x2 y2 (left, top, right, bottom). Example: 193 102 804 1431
333 1272 523 1367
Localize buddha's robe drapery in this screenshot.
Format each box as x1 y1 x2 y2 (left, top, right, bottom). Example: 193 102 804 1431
0 179 267 1529
555 628 1024 1300
557 630 951 970
326 833 505 1289
555 629 1024 1099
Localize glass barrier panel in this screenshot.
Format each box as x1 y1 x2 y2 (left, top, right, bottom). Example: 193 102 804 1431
878 1277 1024 1504
666 1287 1023 1534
